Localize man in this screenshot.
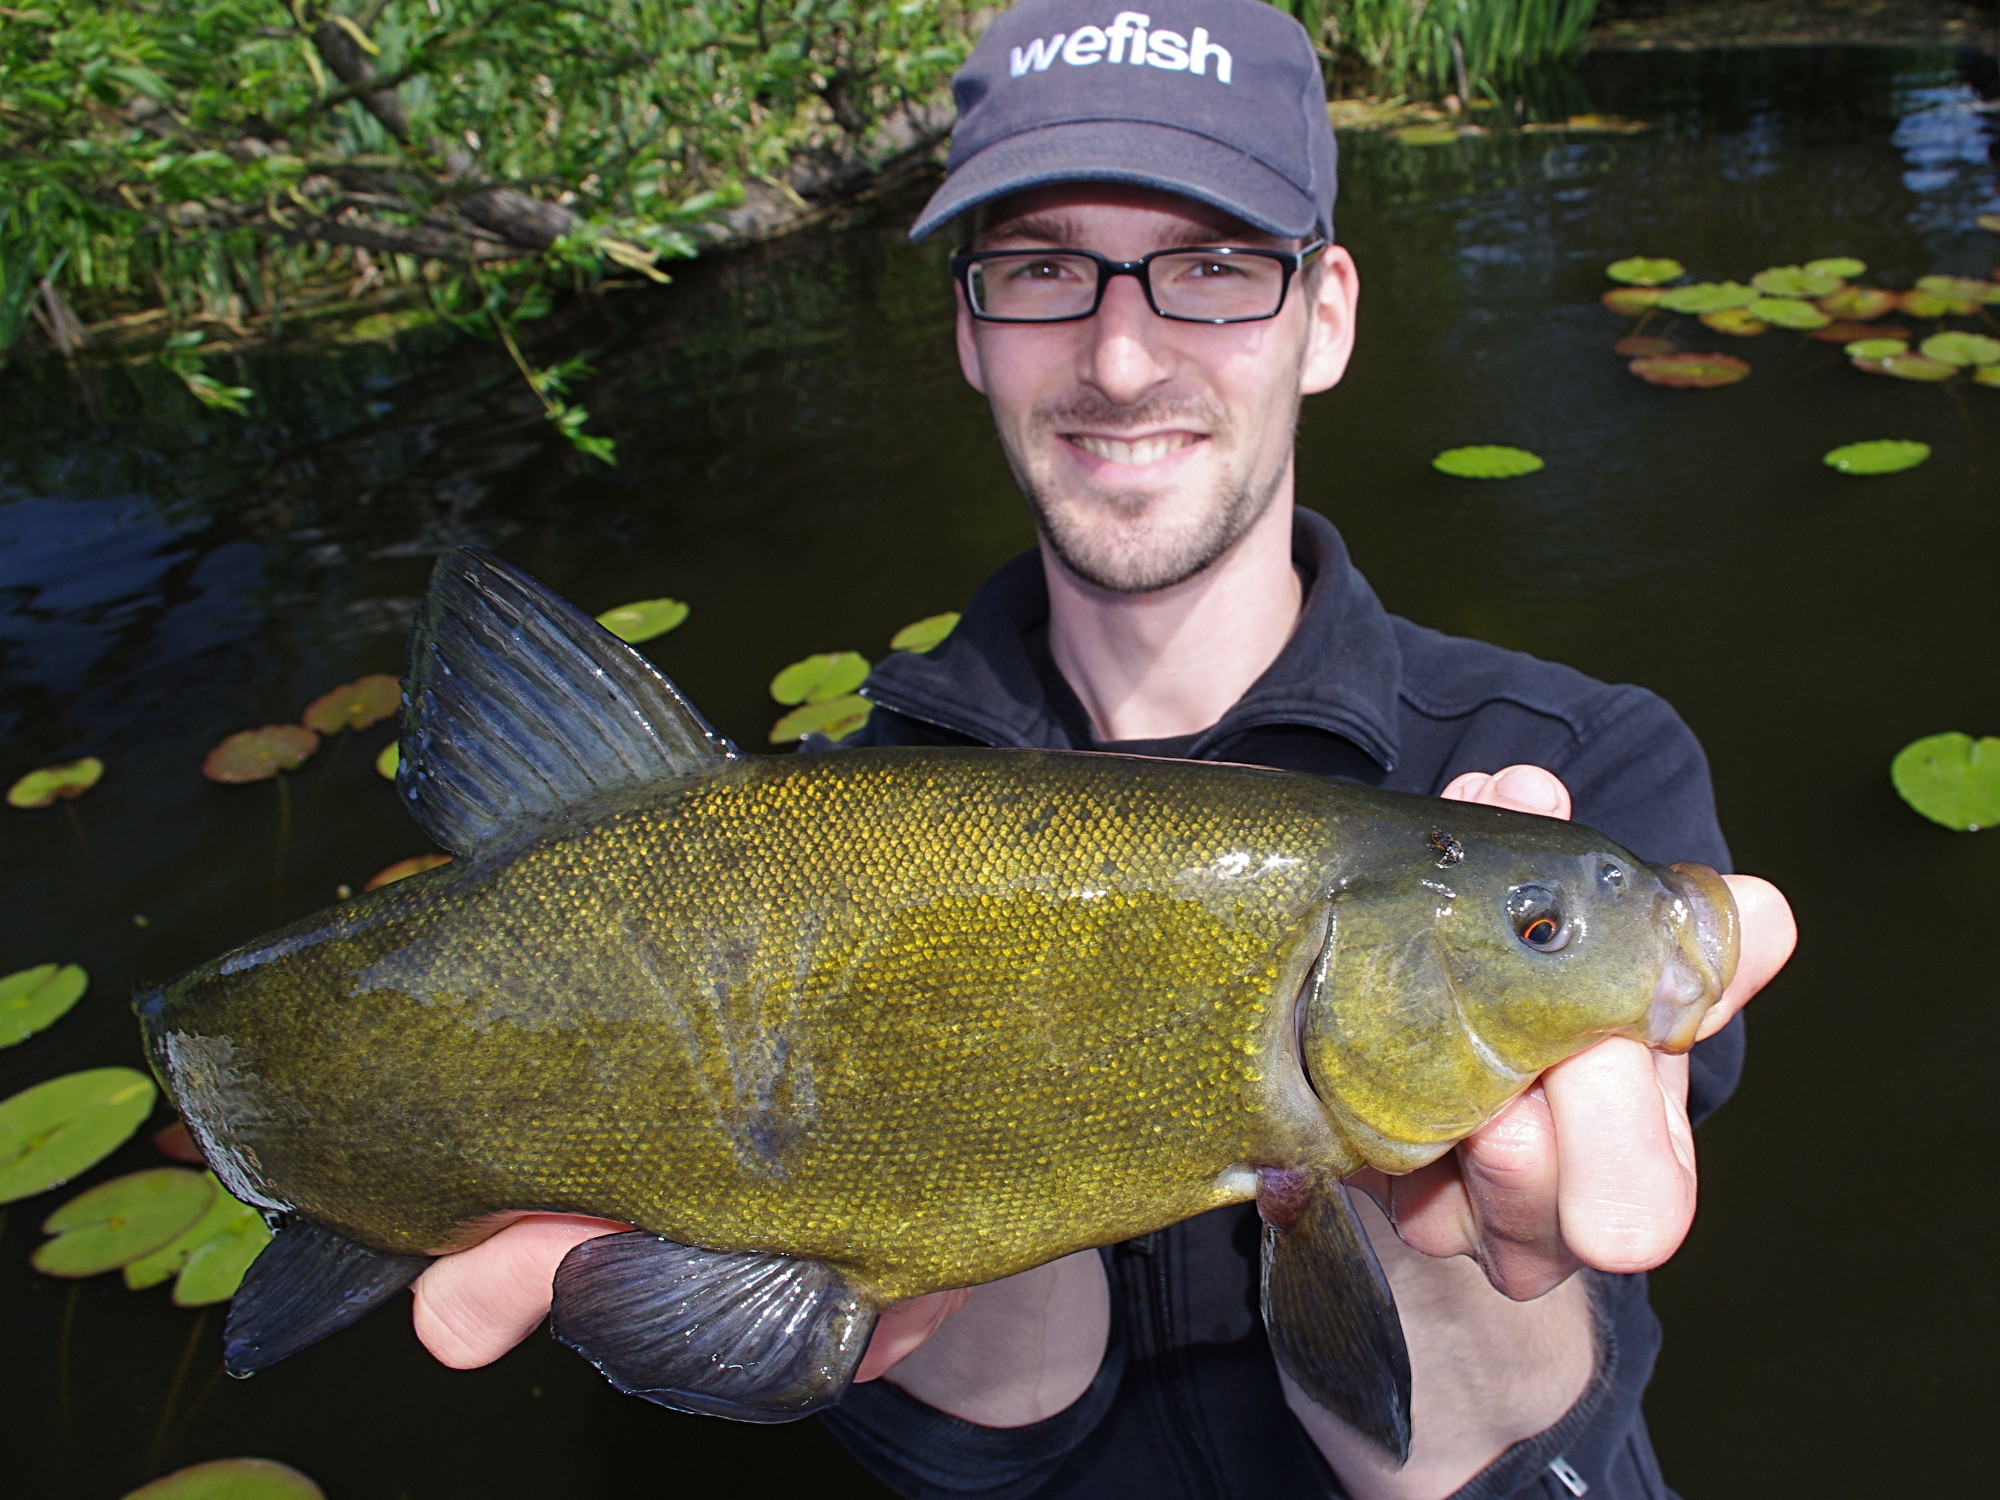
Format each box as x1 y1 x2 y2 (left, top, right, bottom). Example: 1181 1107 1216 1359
409 2 1795 1496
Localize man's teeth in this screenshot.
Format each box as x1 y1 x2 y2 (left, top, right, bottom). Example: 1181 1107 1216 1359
1071 433 1195 466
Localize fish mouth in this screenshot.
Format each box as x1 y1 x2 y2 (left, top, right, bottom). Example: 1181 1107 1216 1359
1644 862 1739 1052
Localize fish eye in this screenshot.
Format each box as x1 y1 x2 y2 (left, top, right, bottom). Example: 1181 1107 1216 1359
1598 862 1626 894
1507 885 1570 953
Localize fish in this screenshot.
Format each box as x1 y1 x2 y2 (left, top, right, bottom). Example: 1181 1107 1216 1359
136 548 1737 1461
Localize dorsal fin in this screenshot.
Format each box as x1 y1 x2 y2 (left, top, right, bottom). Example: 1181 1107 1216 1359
397 547 737 855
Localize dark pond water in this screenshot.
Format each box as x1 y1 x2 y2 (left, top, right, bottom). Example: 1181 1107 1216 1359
5 42 1998 1500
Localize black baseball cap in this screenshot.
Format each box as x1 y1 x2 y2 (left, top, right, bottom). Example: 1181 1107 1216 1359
910 0 1338 243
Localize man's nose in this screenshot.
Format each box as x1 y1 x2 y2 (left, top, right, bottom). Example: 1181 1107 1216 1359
1079 273 1174 406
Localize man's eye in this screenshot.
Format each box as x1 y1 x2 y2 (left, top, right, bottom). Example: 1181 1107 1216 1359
1007 259 1071 282
1186 259 1245 279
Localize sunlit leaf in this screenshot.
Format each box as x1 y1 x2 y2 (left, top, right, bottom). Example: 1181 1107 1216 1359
1431 446 1545 479
1804 256 1866 280
0 1068 157 1204
595 598 689 643
1898 288 1974 319
119 1457 325 1500
1817 286 1899 321
1852 351 1957 382
34 1167 212 1277
1981 214 2000 233
203 726 319 784
1699 308 1766 337
1844 338 1909 360
1656 282 1757 315
1822 440 1931 476
7 757 104 809
1605 257 1683 287
1892 733 2000 831
1611 335 1676 357
1600 287 1664 317
1976 365 2000 389
0 964 88 1050
889 613 960 654
1751 264 1843 298
374 742 399 780
363 853 453 891
1914 273 2000 306
769 695 873 745
1918 331 2000 367
1746 296 1830 330
124 1172 233 1289
172 1195 272 1305
1812 320 1907 344
1392 124 1460 146
770 652 871 706
301 675 400 735
1628 352 1750 388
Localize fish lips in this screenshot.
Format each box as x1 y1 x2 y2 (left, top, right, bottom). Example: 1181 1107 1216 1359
1644 862 1740 1053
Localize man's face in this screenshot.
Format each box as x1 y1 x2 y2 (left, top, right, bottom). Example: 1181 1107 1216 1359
955 183 1359 594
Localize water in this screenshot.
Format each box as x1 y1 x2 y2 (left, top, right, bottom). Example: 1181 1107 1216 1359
4 43 1998 1498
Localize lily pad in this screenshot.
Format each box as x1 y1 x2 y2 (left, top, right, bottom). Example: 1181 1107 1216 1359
770 651 871 707
363 852 452 891
1892 733 2000 831
889 613 961 654
1747 296 1830 330
1919 331 2000 367
1699 308 1767 337
1612 335 1677 357
1899 288 1975 319
1854 352 1957 382
1981 214 2000 234
1804 256 1867 280
1822 440 1931 476
1629 352 1750 388
1976 365 2000 389
203 726 319 784
1844 337 1910 360
1601 287 1664 317
1392 124 1460 146
34 1167 212 1277
374 742 399 780
1657 281 1758 315
0 963 89 1049
1812 320 1907 344
1751 264 1843 298
1605 257 1684 287
769 695 873 745
1818 286 1900 321
301 676 399 735
7 757 104 809
120 1457 325 1500
172 1195 272 1305
1431 445 1545 479
1915 273 2000 306
0 1067 156 1204
595 597 689 644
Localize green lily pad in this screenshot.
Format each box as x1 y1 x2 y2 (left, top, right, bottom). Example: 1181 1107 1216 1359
300 675 400 734
8 757 104 809
1915 273 2000 306
1892 733 2000 831
1844 337 1910 360
769 652 871 707
1804 256 1867 280
0 963 89 1049
1899 288 1975 319
1854 352 1957 382
1818 286 1899 321
120 1457 325 1500
1699 308 1767 337
362 852 452 891
1601 287 1664 317
34 1167 212 1277
1981 214 2000 233
374 742 399 780
1822 440 1931 476
1919 331 2000 367
1747 296 1831 330
1975 365 2000 388
0 1068 157 1204
172 1196 272 1305
1657 281 1758 315
595 597 689 644
1392 124 1461 146
889 613 961 654
1605 257 1684 287
1812 320 1907 344
1612 335 1677 357
1431 445 1545 479
1629 351 1751 388
1751 264 1843 298
769 695 873 745
125 1171 233 1288
202 725 319 784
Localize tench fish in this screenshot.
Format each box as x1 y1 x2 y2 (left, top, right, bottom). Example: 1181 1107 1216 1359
137 548 1737 1460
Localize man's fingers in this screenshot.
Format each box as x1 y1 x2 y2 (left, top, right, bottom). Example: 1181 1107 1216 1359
1441 764 1572 821
1696 873 1796 1040
854 1287 972 1383
1545 1038 1694 1273
1458 1085 1580 1300
411 1214 629 1369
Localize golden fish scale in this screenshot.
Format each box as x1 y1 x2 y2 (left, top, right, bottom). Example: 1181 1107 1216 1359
167 751 1351 1299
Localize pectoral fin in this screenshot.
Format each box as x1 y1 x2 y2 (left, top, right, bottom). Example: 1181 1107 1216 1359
550 1231 878 1422
1258 1167 1413 1464
223 1217 428 1377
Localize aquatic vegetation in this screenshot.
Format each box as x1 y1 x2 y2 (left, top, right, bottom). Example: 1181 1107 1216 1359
1752 264 1843 299
1393 124 1462 146
1918 332 2000 368
0 964 88 1049
1804 257 1866 281
595 598 690 644
890 613 961 654
1982 214 2000 234
1822 440 1930 476
1601 287 1665 317
1914 275 2000 307
1612 335 1676 357
1699 308 1766 337
120 1457 324 1500
363 853 453 891
1818 286 1899 321
7 757 103 808
300 675 400 735
202 726 319 784
1628 352 1750 389
1431 445 1545 479
1313 0 1603 100
1811 320 1902 345
1853 352 1957 383
1976 366 2000 389
770 651 872 707
1893 733 2000 832
1746 297 1829 331
1898 288 1974 319
33 1167 213 1277
121 1172 271 1305
1657 282 1757 315
1605 258 1684 287
0 1067 157 1203
769 694 875 744
1844 338 1909 360
375 743 400 780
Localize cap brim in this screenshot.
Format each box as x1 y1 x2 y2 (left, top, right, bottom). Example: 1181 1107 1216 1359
910 119 1321 242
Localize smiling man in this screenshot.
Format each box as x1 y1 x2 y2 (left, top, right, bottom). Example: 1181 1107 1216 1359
408 3 1793 1497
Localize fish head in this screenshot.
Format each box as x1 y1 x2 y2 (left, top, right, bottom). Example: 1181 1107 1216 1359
1299 802 1739 1171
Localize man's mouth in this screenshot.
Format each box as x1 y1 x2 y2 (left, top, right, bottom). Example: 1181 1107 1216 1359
1063 431 1203 467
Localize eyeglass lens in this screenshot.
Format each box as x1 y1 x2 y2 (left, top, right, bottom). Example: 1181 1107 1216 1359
966 251 1289 322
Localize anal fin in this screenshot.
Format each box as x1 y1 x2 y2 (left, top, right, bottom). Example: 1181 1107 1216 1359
1258 1167 1413 1464
224 1217 429 1377
551 1231 878 1423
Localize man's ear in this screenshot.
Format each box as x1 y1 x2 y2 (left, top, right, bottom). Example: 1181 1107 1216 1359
1299 246 1360 396
954 283 988 394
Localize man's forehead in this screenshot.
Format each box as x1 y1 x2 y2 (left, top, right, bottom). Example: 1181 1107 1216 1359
972 182 1283 248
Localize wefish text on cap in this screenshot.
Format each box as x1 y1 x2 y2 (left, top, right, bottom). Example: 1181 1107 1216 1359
1006 13 1235 82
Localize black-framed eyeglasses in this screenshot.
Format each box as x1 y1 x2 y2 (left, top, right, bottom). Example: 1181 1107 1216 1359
950 241 1327 325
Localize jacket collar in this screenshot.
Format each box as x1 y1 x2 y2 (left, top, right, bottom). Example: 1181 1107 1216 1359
861 507 1405 770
